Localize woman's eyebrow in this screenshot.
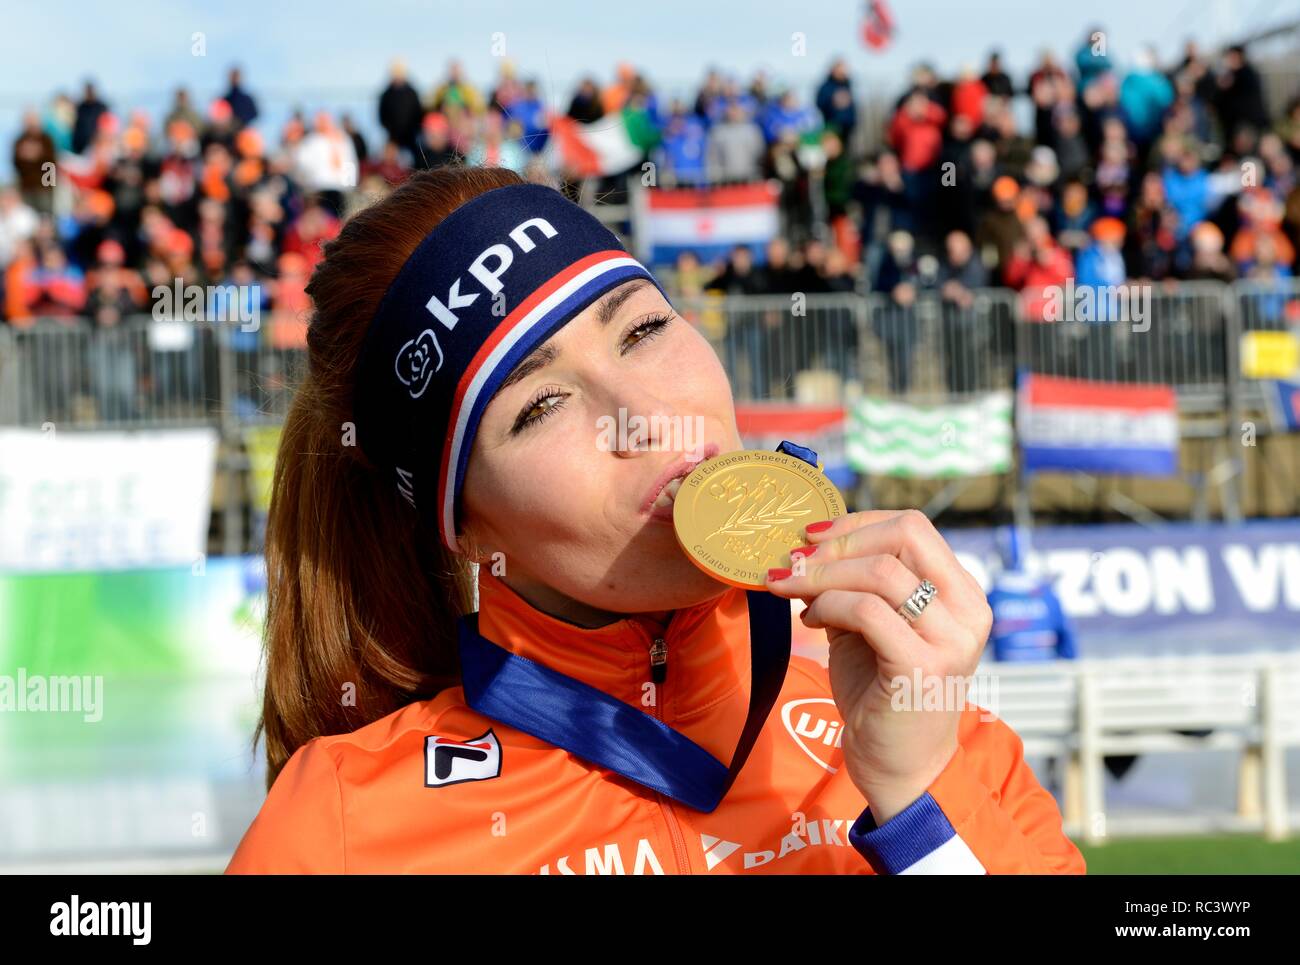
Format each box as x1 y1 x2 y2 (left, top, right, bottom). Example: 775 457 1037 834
496 279 654 395
595 277 653 326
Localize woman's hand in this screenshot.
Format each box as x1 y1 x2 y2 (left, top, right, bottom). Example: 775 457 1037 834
763 510 992 824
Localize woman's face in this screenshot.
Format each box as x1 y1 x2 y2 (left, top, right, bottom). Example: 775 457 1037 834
460 278 743 624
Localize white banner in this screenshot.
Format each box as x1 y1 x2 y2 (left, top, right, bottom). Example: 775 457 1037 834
0 429 217 571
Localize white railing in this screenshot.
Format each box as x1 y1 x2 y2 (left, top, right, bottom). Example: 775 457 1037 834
982 651 1300 842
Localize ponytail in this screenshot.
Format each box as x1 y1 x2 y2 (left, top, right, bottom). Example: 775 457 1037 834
253 166 527 787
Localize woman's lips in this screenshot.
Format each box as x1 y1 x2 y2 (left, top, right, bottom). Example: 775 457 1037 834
641 442 721 521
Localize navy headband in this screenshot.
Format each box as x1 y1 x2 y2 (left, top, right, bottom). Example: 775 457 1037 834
352 181 662 551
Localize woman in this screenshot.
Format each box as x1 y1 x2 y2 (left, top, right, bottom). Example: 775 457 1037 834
226 166 1084 875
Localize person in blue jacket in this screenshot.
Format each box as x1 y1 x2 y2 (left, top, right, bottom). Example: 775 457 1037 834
987 526 1148 782
986 525 1077 663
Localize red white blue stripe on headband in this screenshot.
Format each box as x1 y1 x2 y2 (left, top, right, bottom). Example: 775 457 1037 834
351 180 663 551
436 250 654 549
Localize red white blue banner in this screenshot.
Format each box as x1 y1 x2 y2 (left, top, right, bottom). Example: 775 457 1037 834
635 182 781 266
1017 373 1179 477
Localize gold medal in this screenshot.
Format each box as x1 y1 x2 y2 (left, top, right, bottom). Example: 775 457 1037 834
672 448 846 590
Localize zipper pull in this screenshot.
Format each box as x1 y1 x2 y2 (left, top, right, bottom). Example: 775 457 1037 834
649 636 668 684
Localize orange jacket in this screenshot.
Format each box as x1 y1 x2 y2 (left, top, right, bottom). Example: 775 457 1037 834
226 569 1085 874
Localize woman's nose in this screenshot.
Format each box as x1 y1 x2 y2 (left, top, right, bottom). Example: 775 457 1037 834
599 395 691 457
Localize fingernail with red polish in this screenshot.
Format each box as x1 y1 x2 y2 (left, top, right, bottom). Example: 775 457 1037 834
791 543 818 558
767 567 793 581
806 520 834 534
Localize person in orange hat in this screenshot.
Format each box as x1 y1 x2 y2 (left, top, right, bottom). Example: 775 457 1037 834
1089 215 1126 245
976 175 1027 278
86 237 147 307
1074 215 1130 337
121 125 148 155
234 128 267 188
602 61 638 115
1230 187 1296 269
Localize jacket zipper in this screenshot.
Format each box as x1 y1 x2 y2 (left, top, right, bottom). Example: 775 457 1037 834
647 632 690 875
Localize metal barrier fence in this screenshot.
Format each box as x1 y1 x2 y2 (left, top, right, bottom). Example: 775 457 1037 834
0 314 308 431
4 282 1294 427
0 280 1296 549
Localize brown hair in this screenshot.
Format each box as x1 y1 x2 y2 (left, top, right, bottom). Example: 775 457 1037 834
253 165 526 788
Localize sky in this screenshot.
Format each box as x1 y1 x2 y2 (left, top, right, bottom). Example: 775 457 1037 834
2 0 1298 171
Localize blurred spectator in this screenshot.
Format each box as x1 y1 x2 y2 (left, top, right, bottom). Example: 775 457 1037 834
708 101 764 184
939 229 989 393
1074 25 1113 88
1054 178 1097 252
1214 45 1269 143
1075 217 1129 320
707 242 763 295
165 88 203 140
951 65 989 128
430 60 485 115
567 77 604 124
981 51 1015 100
29 244 87 318
707 245 770 398
1120 47 1174 157
379 58 424 161
872 230 922 393
1126 172 1178 279
756 238 797 293
281 195 340 278
661 101 708 185
340 113 368 166
293 112 358 213
1186 221 1235 282
222 66 260 128
86 238 147 307
414 112 462 170
815 59 856 138
673 250 708 298
888 89 947 175
11 110 56 214
987 525 1078 663
977 175 1027 278
467 112 529 173
72 80 108 155
1005 219 1073 321
1230 188 1296 272
3 238 38 324
363 139 410 186
85 271 141 419
0 186 39 268
1162 141 1214 241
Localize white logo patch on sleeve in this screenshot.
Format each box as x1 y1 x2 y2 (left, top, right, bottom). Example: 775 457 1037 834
424 728 502 787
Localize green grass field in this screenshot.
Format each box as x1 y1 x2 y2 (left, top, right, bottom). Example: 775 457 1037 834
1078 834 1300 873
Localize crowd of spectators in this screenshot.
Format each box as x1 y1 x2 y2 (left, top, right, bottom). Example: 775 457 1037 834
850 32 1300 324
2 30 1298 384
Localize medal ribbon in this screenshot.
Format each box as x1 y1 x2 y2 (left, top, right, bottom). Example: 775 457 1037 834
457 442 818 813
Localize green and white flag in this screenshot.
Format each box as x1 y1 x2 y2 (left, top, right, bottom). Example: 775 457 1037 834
847 391 1013 478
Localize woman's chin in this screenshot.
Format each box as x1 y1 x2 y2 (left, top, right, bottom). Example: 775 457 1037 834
655 548 735 606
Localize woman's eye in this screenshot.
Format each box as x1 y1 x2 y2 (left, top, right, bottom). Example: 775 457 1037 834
621 313 673 353
513 392 565 433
